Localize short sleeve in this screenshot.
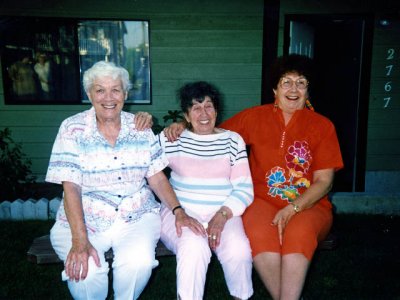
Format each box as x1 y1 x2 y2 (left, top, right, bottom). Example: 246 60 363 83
45 121 82 185
312 120 344 172
220 109 251 143
145 130 169 178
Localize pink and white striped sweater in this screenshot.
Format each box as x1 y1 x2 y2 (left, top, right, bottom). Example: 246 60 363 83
158 129 254 217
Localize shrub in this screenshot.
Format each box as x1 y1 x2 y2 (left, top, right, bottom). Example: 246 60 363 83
152 110 184 134
0 127 36 201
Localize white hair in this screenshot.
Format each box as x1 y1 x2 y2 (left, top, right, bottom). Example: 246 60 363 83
82 61 132 94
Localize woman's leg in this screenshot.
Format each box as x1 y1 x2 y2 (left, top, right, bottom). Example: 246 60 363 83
50 222 110 300
161 207 211 300
111 213 161 300
281 253 309 300
243 198 282 299
214 217 253 300
279 204 332 299
253 252 309 300
253 252 281 300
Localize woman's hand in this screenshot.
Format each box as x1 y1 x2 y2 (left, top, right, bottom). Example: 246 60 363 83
64 238 100 282
163 122 185 142
134 111 153 131
147 171 206 237
207 207 232 250
174 209 207 237
62 181 101 281
271 205 297 246
272 169 335 245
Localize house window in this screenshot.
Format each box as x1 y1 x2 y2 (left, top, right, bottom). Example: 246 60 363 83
0 17 151 105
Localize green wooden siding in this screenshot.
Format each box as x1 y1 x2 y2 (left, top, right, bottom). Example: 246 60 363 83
0 0 264 179
367 18 400 170
2 0 400 181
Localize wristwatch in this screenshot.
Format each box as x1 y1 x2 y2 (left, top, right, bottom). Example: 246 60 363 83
291 202 301 213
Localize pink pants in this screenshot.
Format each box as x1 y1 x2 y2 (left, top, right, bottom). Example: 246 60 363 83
161 206 253 300
50 213 161 300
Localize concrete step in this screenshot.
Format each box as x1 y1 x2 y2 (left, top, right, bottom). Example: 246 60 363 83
331 192 400 215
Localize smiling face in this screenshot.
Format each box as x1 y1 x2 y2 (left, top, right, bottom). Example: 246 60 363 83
273 72 309 114
184 97 217 135
87 76 127 123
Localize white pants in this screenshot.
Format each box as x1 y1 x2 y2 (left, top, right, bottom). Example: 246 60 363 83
50 213 161 300
161 206 253 300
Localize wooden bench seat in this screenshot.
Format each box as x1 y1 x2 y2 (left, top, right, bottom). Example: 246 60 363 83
27 235 174 265
318 232 338 250
27 232 337 265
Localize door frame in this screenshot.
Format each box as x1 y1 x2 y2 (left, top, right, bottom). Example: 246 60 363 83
282 14 374 192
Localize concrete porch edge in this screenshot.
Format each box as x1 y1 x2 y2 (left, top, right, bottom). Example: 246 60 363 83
331 192 400 215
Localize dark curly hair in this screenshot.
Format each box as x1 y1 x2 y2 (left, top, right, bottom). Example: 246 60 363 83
270 54 314 90
178 81 221 114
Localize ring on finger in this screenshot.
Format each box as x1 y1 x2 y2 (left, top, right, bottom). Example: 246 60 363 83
212 235 217 240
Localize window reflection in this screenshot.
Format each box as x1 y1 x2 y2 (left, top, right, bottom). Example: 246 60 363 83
78 20 150 104
0 17 151 104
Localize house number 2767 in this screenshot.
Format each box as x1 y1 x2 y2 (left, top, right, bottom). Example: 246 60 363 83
383 48 395 108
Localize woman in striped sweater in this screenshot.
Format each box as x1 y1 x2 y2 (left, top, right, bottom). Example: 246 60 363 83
158 81 254 300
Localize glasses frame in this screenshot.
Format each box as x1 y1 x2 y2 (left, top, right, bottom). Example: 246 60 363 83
279 77 309 90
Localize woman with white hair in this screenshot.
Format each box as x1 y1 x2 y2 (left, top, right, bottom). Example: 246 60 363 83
46 61 205 300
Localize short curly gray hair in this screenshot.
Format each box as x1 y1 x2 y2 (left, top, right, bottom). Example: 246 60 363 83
82 61 132 94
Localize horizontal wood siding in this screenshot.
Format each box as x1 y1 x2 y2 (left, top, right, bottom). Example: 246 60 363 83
367 18 400 170
0 0 264 179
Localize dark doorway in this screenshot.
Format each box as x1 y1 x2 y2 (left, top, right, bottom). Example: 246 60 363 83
283 15 373 192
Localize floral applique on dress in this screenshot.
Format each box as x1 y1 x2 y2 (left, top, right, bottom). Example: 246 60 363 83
266 141 312 202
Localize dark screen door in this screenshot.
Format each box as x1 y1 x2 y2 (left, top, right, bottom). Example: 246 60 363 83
284 15 373 192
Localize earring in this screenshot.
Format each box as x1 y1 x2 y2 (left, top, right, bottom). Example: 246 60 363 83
305 99 314 111
273 99 278 112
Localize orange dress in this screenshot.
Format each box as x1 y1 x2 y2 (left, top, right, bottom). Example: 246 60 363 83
221 104 343 260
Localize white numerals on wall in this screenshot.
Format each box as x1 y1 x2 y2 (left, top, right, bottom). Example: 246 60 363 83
383 48 395 108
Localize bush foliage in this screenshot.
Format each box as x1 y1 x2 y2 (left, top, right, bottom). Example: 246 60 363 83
0 127 36 200
152 110 184 134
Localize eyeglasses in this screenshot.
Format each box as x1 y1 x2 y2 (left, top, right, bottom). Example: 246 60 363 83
279 77 309 90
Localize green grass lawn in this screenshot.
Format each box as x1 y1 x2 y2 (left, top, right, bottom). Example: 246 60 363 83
1 214 399 299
